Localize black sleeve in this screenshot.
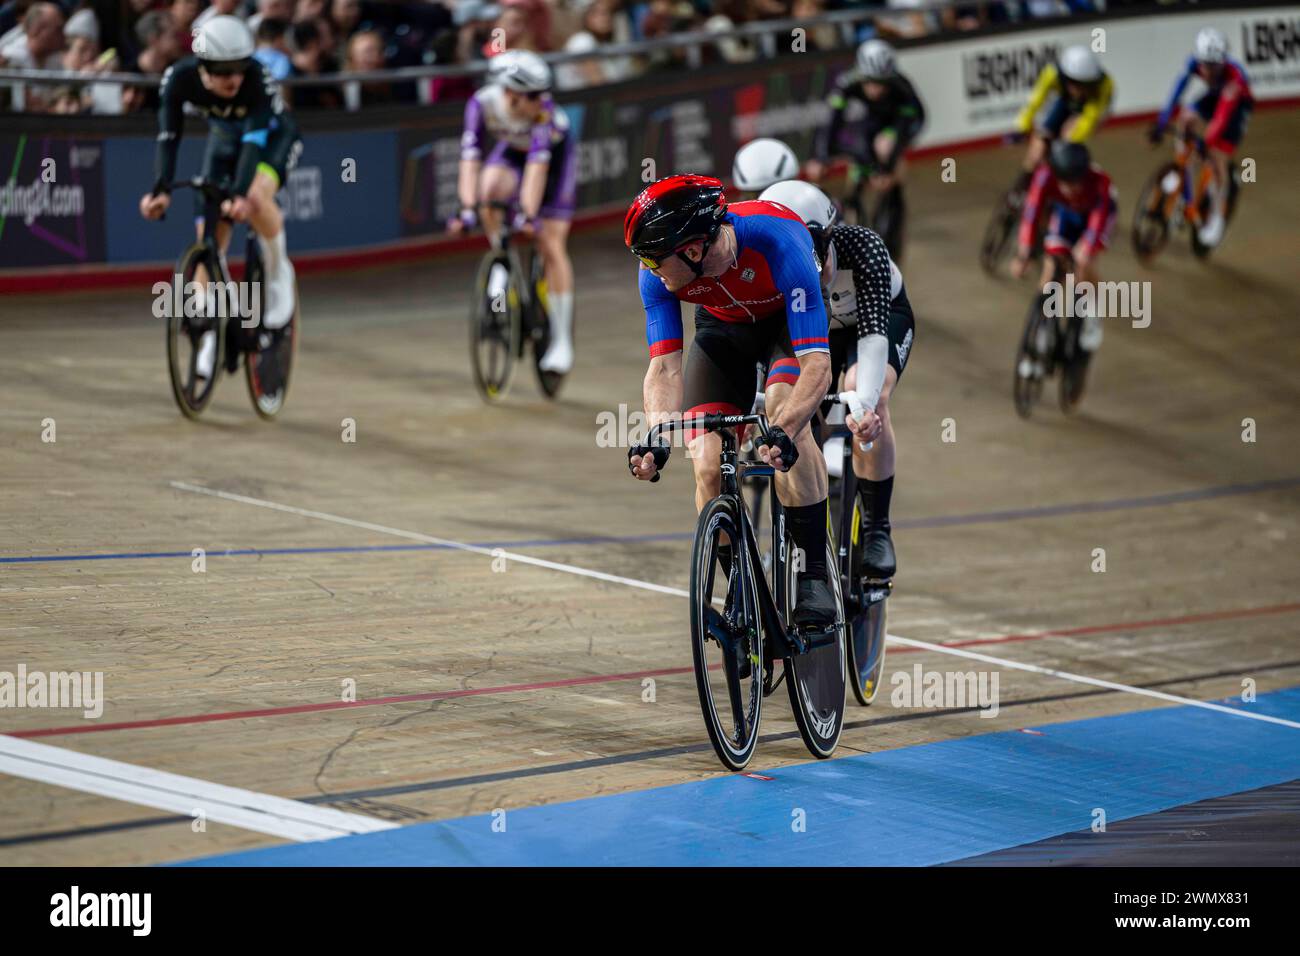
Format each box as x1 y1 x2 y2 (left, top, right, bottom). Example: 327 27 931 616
152 64 186 194
814 71 857 162
880 75 926 172
833 224 892 340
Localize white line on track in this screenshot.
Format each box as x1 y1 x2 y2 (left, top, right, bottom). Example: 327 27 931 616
886 635 1300 730
0 735 397 841
169 481 689 599
170 481 1299 731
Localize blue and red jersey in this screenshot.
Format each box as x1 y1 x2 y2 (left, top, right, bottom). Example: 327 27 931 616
1157 56 1254 151
639 200 830 359
1019 164 1116 257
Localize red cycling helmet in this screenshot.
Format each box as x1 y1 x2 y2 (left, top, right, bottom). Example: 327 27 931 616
624 174 727 274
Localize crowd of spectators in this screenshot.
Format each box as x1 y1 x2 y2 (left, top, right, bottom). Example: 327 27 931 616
0 0 1158 114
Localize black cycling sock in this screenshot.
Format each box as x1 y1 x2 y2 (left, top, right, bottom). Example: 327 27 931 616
784 501 828 580
857 475 894 528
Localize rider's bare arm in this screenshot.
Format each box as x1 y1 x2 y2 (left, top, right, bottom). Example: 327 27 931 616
643 351 683 428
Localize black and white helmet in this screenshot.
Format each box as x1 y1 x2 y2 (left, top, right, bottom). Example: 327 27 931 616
193 15 254 65
489 50 552 93
732 139 799 192
1195 27 1228 65
855 39 895 81
759 180 837 260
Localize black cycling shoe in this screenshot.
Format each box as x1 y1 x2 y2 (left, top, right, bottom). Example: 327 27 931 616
793 575 837 632
862 521 896 580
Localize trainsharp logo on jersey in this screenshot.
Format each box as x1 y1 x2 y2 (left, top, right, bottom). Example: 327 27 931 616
50 887 151 936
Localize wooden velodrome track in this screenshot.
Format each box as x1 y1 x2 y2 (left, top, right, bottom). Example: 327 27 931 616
1 113 1298 866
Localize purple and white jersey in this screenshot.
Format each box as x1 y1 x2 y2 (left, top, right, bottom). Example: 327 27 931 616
460 84 570 164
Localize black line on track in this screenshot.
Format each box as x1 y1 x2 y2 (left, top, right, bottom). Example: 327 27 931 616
4 658 1298 850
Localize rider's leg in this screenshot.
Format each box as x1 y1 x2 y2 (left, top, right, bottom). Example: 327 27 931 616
536 217 575 373
242 167 296 330
1199 145 1232 245
477 163 519 240
845 359 900 578
766 378 836 627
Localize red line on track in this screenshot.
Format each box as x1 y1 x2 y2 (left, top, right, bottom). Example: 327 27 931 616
7 602 1299 739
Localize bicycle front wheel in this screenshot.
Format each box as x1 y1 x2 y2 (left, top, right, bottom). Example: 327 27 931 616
1013 292 1051 419
690 494 764 771
166 241 223 419
1132 163 1175 263
783 535 847 759
469 251 522 402
980 189 1020 277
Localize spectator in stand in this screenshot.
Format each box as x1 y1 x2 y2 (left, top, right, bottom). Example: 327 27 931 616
171 0 200 51
792 0 838 51
331 0 361 41
254 15 292 77
287 17 342 107
48 84 87 111
133 8 179 108
62 7 102 70
193 0 243 34
484 0 549 56
249 0 292 34
0 1 65 111
0 1 64 69
558 0 633 90
342 27 391 109
295 0 325 21
453 0 496 63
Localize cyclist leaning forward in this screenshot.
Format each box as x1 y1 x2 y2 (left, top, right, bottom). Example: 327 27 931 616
759 179 914 580
1012 141 1118 353
1149 27 1254 248
139 15 303 385
1012 44 1112 193
625 175 839 629
806 39 924 259
451 49 577 374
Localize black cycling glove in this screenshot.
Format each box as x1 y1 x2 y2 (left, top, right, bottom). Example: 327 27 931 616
757 426 798 471
629 443 670 483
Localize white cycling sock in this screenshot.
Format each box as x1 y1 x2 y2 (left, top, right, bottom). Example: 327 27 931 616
257 229 295 330
540 290 574 373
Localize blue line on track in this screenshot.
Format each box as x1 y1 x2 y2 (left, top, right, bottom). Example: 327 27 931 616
175 687 1300 867
5 476 1298 567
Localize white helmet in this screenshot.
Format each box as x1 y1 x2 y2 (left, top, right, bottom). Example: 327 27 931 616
855 39 895 80
759 180 837 257
732 139 799 192
1195 27 1228 64
194 15 254 64
1058 44 1102 83
489 50 552 93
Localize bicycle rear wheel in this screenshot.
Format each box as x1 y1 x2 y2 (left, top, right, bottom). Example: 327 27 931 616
528 255 566 400
783 532 846 759
469 251 522 402
166 242 223 420
690 495 764 771
244 241 297 419
1058 315 1091 414
845 496 889 706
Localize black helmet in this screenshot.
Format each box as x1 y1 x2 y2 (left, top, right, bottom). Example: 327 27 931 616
624 174 727 265
1048 140 1091 183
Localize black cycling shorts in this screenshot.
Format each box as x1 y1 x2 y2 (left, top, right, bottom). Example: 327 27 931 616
195 121 302 215
828 283 915 390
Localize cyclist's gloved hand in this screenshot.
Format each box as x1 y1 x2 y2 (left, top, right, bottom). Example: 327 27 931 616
629 443 669 483
1147 123 1165 146
757 426 798 472
512 210 538 234
447 208 477 233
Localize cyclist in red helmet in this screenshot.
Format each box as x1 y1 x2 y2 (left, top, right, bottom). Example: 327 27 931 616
624 174 838 629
